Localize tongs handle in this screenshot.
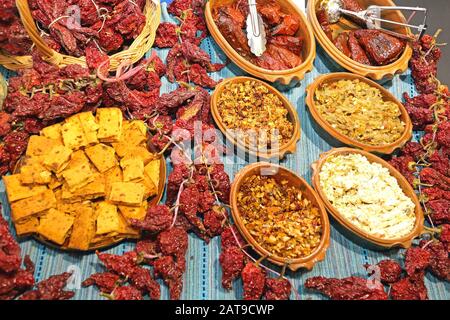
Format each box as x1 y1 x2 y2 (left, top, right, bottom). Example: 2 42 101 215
248 0 261 37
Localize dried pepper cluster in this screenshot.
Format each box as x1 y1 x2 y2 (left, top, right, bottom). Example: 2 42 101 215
0 52 103 175
29 0 146 57
0 208 74 300
0 0 33 56
155 0 225 88
305 241 448 300
219 225 292 300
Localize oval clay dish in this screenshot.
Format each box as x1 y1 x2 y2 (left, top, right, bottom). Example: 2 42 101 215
311 148 424 248
13 155 167 252
211 76 301 159
205 0 316 85
305 72 412 154
307 0 412 81
230 162 330 271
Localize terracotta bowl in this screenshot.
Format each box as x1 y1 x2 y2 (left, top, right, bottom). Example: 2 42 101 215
305 72 412 154
311 148 424 248
307 0 413 81
205 0 316 85
211 76 301 159
230 162 330 271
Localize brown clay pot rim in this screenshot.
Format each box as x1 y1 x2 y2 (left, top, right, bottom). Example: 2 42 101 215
230 162 330 271
305 72 413 154
211 76 301 159
311 147 424 248
306 0 413 80
204 0 316 84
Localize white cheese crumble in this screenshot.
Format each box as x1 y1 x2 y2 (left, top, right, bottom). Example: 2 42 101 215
319 153 416 239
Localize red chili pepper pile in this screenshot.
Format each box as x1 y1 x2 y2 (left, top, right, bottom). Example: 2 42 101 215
0 208 74 300
155 0 225 88
29 0 146 57
0 51 103 175
0 1 33 56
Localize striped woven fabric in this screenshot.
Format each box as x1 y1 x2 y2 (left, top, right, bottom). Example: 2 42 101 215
0 3 447 300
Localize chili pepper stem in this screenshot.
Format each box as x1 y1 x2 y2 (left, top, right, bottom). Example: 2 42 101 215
423 225 441 234
255 254 269 267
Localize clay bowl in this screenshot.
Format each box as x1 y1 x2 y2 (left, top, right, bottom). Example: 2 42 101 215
305 72 412 154
307 0 413 81
205 0 316 85
230 162 330 271
311 148 424 249
211 76 301 159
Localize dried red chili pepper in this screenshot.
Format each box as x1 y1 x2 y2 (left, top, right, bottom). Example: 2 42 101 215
135 238 160 265
439 225 450 251
156 87 197 115
0 212 22 273
388 155 416 186
420 240 450 281
241 261 266 300
82 272 122 294
129 205 173 234
365 259 403 284
0 112 12 137
429 149 450 176
400 141 426 161
167 164 191 204
157 227 189 260
155 22 181 48
428 199 450 225
264 277 291 300
305 276 388 300
219 246 245 290
404 247 431 276
179 185 207 234
0 268 35 299
204 206 227 237
209 164 231 204
108 285 143 300
153 255 185 300
96 251 161 299
221 225 245 250
420 168 450 191
19 272 74 300
436 121 450 148
390 272 428 300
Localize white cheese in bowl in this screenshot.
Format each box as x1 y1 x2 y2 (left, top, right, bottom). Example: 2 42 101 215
319 153 416 239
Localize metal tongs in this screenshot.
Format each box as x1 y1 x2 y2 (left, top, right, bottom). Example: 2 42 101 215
321 0 427 40
246 0 267 56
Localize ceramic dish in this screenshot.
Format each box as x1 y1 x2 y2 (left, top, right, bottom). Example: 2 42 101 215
211 76 301 159
307 0 413 81
311 147 424 248
205 0 316 85
230 162 330 271
305 72 412 154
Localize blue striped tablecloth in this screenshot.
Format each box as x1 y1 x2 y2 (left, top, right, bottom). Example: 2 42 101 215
0 3 448 300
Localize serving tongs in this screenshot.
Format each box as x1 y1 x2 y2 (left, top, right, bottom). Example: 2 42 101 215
246 0 267 56
321 0 427 40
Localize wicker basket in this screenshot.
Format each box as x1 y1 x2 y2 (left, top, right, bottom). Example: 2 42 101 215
0 72 7 107
10 0 160 71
